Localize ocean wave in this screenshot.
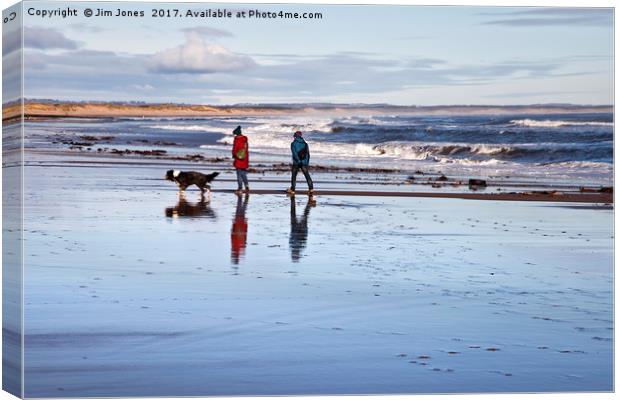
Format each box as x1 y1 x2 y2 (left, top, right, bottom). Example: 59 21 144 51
145 124 230 133
509 119 613 128
372 142 611 163
208 134 612 164
368 143 514 161
541 160 614 170
436 158 506 166
159 114 611 167
334 116 394 126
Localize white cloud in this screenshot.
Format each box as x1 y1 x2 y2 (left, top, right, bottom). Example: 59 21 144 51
130 84 155 91
24 27 79 50
3 27 21 56
181 26 233 38
147 32 255 74
21 36 611 106
481 8 613 27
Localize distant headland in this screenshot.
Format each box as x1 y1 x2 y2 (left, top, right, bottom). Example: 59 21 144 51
2 99 613 121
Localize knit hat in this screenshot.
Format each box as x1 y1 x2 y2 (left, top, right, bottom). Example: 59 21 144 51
294 131 303 137
233 126 242 135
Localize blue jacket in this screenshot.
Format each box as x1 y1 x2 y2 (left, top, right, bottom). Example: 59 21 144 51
291 137 310 166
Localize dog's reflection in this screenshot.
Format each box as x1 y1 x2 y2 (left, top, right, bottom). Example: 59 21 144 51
290 196 316 262
165 194 216 219
230 193 249 266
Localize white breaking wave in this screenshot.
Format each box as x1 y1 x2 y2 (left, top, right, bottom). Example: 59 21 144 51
545 161 613 170
145 124 231 133
207 135 530 162
437 158 505 166
251 118 334 134
336 116 392 126
211 136 387 158
510 119 613 128
160 117 335 139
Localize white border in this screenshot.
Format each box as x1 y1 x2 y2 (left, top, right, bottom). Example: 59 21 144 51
0 1 616 400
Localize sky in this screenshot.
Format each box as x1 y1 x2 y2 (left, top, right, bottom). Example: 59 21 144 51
4 1 615 105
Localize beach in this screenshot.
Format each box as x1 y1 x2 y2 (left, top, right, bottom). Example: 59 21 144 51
6 108 614 396
3 101 613 121
21 161 613 396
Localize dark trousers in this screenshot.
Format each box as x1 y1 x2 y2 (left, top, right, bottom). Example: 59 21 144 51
236 169 249 189
291 165 313 190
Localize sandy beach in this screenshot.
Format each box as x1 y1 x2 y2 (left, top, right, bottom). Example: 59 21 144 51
20 159 613 397
3 101 613 121
3 109 611 396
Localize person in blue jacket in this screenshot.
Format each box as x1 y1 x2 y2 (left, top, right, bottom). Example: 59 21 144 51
287 131 314 195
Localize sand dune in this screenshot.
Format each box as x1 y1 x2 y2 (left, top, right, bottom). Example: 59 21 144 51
2 101 613 120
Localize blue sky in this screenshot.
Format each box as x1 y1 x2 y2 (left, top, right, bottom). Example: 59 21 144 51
12 2 614 105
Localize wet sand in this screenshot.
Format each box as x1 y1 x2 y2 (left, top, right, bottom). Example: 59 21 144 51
24 149 614 204
20 161 613 397
212 188 612 204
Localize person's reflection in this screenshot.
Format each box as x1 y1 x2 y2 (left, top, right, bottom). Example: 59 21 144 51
289 195 316 262
231 193 249 266
165 194 216 219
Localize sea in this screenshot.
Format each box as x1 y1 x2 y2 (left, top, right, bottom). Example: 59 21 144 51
25 111 613 184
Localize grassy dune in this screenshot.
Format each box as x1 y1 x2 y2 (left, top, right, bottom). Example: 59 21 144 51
2 100 613 121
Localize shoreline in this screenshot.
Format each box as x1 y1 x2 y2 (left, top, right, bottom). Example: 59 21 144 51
22 149 613 185
20 153 614 204
13 115 614 205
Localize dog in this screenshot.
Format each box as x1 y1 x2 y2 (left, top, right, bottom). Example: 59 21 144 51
165 170 219 195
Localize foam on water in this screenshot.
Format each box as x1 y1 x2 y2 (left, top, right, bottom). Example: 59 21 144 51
146 124 231 133
510 119 614 128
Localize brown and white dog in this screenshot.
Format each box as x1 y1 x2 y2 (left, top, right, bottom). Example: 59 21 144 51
165 170 219 196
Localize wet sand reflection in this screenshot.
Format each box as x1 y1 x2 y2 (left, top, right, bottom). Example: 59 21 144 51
290 196 316 262
165 194 216 219
231 193 249 266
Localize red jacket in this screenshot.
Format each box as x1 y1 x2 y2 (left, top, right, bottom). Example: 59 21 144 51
232 135 249 169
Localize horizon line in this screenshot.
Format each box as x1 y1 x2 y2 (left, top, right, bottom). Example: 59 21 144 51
4 98 614 109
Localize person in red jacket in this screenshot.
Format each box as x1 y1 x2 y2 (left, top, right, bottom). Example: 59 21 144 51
231 125 250 193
